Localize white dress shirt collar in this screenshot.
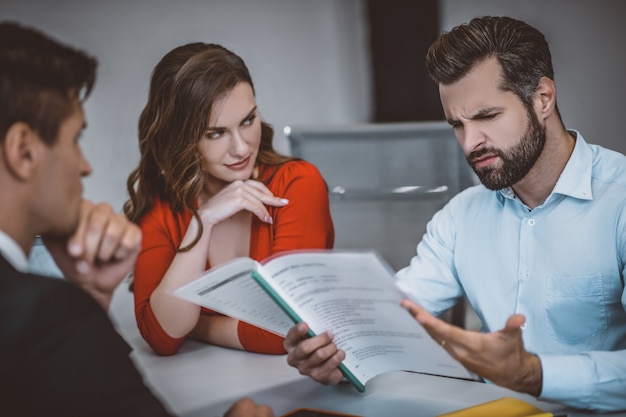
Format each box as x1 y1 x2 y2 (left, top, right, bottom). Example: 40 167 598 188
0 229 29 272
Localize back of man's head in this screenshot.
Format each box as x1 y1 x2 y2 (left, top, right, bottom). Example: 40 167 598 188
0 21 97 145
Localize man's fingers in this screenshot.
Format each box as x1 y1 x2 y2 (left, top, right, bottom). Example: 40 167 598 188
66 199 95 257
284 323 345 385
286 330 334 363
112 224 142 261
284 322 310 352
289 337 345 384
504 314 526 331
96 213 125 261
81 202 115 264
494 314 526 344
67 201 141 267
401 298 444 336
401 298 464 349
95 212 141 262
308 349 346 385
401 298 428 318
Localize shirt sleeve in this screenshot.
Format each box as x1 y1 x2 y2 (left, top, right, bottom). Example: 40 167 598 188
133 202 187 356
268 160 335 253
237 321 287 354
395 192 465 316
539 350 626 411
9 280 174 417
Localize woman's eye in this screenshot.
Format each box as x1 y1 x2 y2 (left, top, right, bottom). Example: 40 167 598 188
242 114 256 126
205 130 223 140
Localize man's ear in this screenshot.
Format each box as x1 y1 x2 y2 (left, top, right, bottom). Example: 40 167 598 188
2 122 42 181
534 76 557 119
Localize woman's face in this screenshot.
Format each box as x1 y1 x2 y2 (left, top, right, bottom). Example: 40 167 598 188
199 82 262 193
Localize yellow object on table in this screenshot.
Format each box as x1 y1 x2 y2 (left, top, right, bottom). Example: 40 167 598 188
437 397 556 417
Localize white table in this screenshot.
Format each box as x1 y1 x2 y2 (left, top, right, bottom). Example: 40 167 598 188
109 283 626 417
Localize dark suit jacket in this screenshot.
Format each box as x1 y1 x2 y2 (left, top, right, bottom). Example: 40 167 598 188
0 255 174 417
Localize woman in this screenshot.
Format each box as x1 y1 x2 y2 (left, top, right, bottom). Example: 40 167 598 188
124 43 334 356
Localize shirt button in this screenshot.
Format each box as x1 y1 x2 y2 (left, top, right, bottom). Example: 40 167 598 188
528 218 535 226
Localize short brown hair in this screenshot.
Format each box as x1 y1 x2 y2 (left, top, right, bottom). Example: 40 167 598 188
0 21 97 144
426 16 554 109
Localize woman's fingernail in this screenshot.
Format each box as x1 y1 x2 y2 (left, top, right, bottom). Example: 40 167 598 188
264 216 274 224
279 198 289 205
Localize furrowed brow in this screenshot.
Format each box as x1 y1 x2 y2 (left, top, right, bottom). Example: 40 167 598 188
469 107 502 119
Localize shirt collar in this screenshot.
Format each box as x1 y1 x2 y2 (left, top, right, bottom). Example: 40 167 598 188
497 130 593 205
0 230 29 272
551 130 593 201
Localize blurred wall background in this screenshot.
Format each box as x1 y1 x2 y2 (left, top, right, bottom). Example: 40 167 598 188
2 0 625 211
1 0 373 210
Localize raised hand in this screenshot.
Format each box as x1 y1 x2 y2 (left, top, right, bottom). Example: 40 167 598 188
199 179 288 227
43 199 141 310
401 299 543 396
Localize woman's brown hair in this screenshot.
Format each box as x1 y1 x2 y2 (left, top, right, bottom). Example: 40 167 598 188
124 43 292 250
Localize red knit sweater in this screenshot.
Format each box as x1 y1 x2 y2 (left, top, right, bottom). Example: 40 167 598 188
133 161 334 355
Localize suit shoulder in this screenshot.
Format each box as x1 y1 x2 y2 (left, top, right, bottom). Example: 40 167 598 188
0 270 108 345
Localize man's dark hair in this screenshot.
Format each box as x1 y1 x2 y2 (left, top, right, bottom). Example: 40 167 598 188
0 21 97 144
426 16 554 110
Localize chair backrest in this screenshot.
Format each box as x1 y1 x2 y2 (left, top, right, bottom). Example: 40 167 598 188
286 121 474 271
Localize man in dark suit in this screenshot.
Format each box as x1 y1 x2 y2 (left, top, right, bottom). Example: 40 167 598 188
0 21 273 417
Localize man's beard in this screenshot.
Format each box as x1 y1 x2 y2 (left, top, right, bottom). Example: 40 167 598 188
468 109 546 190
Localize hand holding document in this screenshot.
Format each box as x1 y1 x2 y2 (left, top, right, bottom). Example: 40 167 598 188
174 250 479 392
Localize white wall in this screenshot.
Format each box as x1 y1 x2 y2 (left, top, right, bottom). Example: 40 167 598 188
3 0 625 210
1 0 372 210
440 0 626 156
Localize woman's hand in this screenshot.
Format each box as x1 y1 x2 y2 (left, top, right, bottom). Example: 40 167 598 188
199 179 288 226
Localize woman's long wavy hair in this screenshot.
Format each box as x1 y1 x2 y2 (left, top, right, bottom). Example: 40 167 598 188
124 43 292 251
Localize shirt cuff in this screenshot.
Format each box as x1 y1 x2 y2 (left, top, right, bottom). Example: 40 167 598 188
538 352 593 408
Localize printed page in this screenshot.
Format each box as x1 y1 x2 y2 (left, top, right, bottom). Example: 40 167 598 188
173 257 293 336
258 251 476 387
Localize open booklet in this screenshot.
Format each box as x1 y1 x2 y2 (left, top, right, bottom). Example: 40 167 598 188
173 250 480 392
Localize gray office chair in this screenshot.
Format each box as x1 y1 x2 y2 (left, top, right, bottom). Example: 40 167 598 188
285 121 475 328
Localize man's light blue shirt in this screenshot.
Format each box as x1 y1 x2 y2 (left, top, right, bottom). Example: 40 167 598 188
396 132 626 411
